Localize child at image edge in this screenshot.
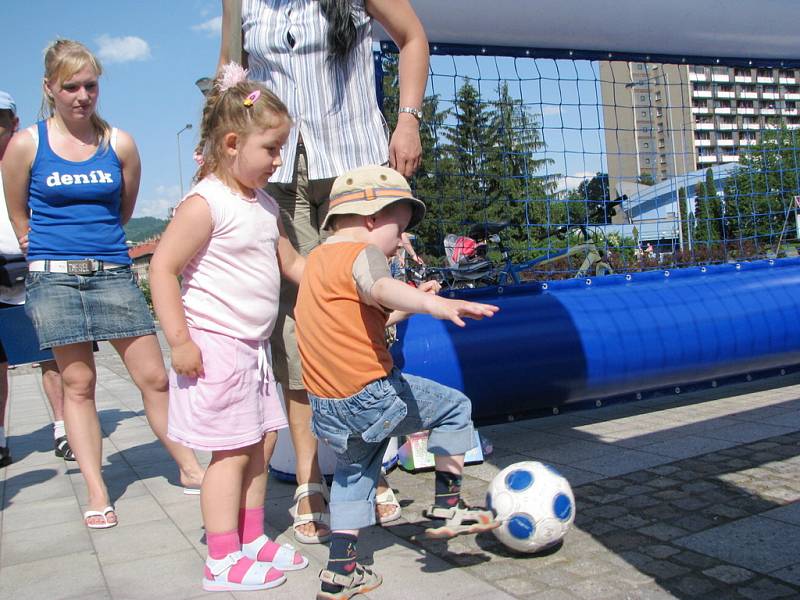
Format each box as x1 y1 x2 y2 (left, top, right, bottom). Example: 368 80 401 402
150 64 307 593
294 165 501 600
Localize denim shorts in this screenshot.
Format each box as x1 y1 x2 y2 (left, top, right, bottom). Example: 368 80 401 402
309 367 475 530
24 267 155 349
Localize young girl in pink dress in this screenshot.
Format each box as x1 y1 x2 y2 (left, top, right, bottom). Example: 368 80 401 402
150 65 307 593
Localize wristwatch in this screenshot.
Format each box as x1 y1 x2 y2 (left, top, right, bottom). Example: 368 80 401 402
398 106 423 122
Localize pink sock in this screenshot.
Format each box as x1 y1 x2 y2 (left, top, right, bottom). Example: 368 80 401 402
239 507 265 544
239 506 303 565
207 529 240 560
205 528 283 583
239 506 280 562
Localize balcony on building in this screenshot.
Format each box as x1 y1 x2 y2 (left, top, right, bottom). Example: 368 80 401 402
780 71 797 85
695 122 715 130
692 106 710 114
715 107 732 114
694 139 713 147
698 155 717 163
693 89 712 98
717 138 735 147
689 67 707 82
721 154 740 163
757 69 775 84
785 92 800 101
716 85 736 99
761 107 778 115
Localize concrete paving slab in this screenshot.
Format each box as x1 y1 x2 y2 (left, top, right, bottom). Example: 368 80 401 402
675 516 800 574
4 344 800 599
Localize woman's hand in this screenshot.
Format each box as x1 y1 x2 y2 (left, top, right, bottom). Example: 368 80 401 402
389 115 422 177
16 231 29 255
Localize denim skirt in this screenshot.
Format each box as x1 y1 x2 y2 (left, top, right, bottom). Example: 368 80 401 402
24 267 156 349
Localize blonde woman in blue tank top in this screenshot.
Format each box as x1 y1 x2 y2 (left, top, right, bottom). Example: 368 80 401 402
2 39 205 529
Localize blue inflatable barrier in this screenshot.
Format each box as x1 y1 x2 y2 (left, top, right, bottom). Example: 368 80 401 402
0 305 54 365
391 258 800 423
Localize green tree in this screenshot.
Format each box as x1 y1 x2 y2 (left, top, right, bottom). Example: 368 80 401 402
723 127 800 250
638 172 655 186
676 186 695 249
567 173 612 225
694 168 724 248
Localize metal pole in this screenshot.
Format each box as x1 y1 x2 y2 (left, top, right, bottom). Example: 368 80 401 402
663 70 684 251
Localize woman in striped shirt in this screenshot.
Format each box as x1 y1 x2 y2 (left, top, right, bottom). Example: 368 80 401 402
218 0 429 546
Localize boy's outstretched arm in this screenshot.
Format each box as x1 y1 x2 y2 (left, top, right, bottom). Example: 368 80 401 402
371 277 499 327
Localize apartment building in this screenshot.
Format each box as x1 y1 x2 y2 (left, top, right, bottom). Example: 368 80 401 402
600 62 800 196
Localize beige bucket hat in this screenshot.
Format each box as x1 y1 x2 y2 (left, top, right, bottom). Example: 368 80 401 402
321 165 426 231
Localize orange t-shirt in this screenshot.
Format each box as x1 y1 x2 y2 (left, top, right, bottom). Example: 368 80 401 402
295 241 393 398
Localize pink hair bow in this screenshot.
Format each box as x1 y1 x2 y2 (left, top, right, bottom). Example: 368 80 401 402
218 62 248 92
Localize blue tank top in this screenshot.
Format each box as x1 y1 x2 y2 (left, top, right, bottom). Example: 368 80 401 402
27 120 130 263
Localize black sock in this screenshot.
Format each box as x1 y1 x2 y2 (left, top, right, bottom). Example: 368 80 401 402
434 470 462 509
321 532 358 593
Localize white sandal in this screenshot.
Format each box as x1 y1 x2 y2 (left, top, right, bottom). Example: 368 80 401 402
290 481 331 544
376 486 402 525
242 534 309 571
84 506 117 529
202 551 286 592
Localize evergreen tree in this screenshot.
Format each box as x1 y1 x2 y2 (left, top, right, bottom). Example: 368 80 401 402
678 187 692 248
567 173 612 226
723 127 800 250
694 169 723 247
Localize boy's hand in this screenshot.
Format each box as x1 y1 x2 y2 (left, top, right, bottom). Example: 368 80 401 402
171 340 205 378
427 296 499 327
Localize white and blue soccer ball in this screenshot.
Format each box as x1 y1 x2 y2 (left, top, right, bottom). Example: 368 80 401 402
486 461 575 553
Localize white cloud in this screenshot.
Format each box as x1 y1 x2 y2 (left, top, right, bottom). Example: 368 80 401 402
95 34 151 64
134 184 181 219
555 171 596 193
192 16 222 37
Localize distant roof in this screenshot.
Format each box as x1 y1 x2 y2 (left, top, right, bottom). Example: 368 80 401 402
619 163 741 219
128 239 159 260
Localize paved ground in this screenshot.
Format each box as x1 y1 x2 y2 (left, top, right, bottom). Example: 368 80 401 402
2 341 800 599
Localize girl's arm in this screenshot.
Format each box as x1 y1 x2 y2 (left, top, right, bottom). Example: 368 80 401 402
114 130 141 225
372 276 499 328
275 218 305 285
367 0 429 178
218 0 248 71
149 195 213 377
1 130 36 254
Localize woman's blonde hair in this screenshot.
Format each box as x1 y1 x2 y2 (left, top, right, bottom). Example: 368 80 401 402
40 39 111 147
194 74 291 182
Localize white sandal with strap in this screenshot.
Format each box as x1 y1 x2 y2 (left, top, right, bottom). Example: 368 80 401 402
290 481 331 544
202 551 286 592
242 534 309 571
375 486 402 525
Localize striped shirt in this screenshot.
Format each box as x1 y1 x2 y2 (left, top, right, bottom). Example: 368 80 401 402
242 0 389 183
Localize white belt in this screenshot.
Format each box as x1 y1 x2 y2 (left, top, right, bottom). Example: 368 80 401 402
28 259 129 274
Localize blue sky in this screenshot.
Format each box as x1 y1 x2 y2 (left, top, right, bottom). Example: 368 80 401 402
2 2 603 219
3 1 223 219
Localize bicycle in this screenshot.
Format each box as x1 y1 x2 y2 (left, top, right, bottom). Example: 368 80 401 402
406 222 613 289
